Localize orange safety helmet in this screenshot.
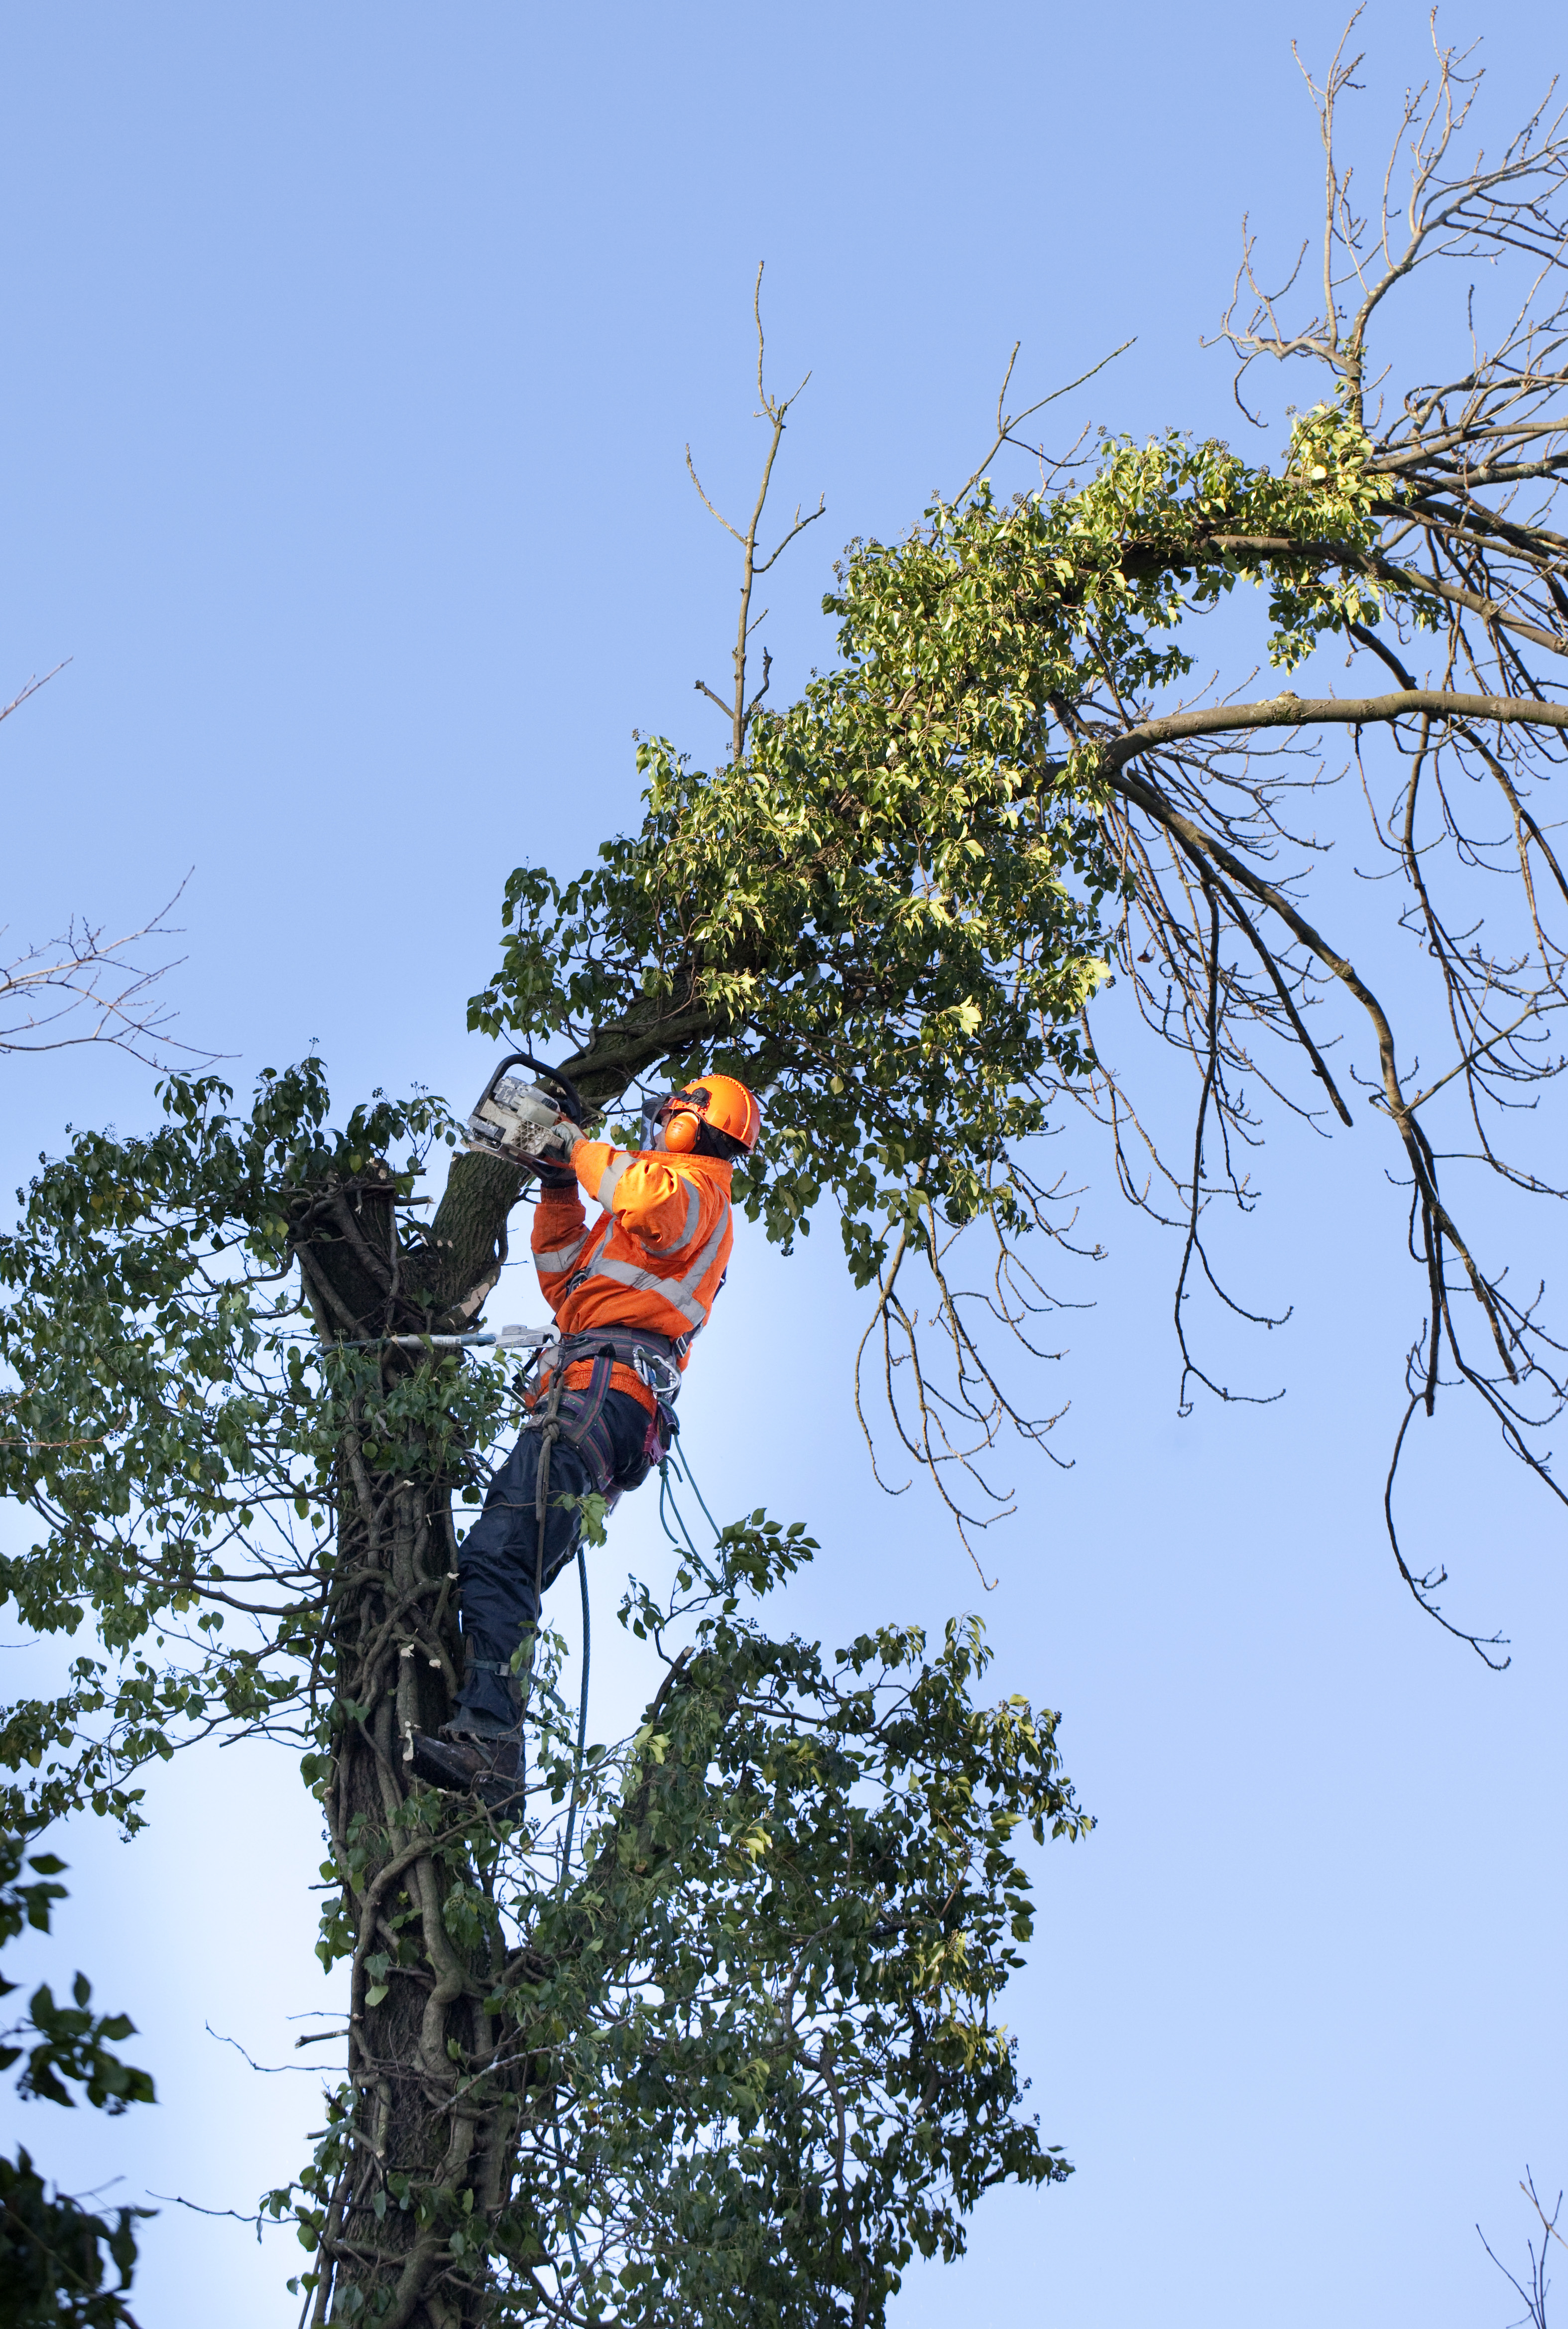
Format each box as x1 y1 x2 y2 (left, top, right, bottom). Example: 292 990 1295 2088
656 1073 761 1156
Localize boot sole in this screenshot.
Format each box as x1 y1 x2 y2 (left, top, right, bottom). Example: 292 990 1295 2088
409 1732 525 1812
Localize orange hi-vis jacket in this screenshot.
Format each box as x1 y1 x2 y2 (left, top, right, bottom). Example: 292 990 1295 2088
530 1141 734 1417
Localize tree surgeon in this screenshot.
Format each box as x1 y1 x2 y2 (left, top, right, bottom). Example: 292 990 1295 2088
410 1072 760 1805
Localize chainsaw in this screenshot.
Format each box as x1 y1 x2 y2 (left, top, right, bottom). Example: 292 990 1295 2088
464 1049 589 1168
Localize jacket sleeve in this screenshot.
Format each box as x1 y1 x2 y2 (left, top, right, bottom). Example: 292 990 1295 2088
531 1178 592 1315
570 1141 697 1255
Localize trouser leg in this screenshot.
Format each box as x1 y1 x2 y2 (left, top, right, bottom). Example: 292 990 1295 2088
450 1388 652 1742
450 1388 652 1739
452 1428 588 1737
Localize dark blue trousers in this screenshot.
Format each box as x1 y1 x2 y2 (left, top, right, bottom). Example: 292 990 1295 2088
451 1386 650 1737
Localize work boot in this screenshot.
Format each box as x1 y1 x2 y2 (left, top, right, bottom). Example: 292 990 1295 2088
409 1727 524 1813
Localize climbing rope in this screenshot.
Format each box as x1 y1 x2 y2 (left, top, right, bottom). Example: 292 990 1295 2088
523 1366 596 2310
655 1446 722 1591
559 1544 591 1888
543 1426 729 2319
549 1439 726 2319
556 1431 723 1890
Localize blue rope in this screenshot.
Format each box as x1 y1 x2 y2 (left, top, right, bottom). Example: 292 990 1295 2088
657 1456 721 1589
549 1429 724 2320
668 1442 725 1548
554 1548 593 2308
558 1544 591 1888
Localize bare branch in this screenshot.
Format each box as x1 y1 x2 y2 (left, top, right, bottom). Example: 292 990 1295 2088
0 877 218 1066
685 263 826 766
953 339 1137 506
0 658 70 726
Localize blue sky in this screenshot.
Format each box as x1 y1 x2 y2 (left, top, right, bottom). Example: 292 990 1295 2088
2 4 1565 2324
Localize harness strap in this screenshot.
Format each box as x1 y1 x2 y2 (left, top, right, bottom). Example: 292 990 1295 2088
503 1332 680 1707
554 1348 615 1446
537 1326 687 1409
567 1411 621 1502
550 1325 689 1366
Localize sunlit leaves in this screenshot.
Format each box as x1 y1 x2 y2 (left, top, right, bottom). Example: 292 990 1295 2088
471 406 1384 1290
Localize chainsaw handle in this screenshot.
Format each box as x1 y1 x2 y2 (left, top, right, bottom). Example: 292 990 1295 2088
480 1049 588 1127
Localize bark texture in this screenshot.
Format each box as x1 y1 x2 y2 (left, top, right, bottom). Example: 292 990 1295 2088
285 1017 719 2324
289 1156 528 2326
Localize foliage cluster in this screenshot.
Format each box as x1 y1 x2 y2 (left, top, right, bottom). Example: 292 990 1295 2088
0 1832 154 2328
472 405 1384 1287
272 1525 1086 2325
469 47 1568 1588
0 1062 483 1833
0 1062 1088 2323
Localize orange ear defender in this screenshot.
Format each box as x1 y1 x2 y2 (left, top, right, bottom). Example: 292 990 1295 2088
644 1073 762 1155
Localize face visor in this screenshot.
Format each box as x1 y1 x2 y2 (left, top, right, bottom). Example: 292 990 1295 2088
640 1090 687 1148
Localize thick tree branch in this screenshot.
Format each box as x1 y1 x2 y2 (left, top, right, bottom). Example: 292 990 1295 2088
1101 686 1568 772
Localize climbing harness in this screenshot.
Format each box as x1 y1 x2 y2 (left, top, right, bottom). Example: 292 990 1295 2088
522 1328 684 1478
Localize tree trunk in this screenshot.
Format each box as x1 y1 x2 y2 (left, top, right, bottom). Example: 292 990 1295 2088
289 1155 533 2326
286 1013 728 2323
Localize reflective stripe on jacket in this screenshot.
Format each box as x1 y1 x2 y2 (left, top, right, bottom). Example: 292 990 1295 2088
530 1142 733 1415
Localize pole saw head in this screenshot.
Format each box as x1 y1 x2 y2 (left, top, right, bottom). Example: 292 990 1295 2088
464 1050 588 1168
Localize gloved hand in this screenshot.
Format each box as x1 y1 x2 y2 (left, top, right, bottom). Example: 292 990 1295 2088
532 1119 583 1167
